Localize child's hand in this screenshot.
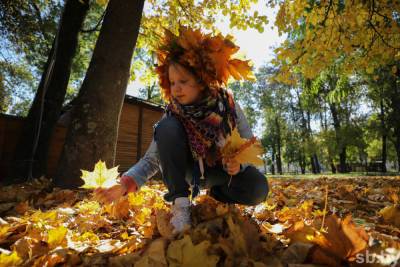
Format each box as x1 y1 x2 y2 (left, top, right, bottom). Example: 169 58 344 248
94 184 126 203
222 158 241 176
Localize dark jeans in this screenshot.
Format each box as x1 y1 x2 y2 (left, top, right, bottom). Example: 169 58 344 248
154 116 269 205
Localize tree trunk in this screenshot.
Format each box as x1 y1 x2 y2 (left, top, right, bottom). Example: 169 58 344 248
329 103 347 173
310 155 316 174
271 148 275 175
395 126 400 172
339 147 347 173
7 0 89 184
299 152 306 174
297 91 312 174
263 158 267 174
389 67 400 172
313 153 321 173
54 0 145 188
330 158 336 173
275 117 283 175
380 96 387 172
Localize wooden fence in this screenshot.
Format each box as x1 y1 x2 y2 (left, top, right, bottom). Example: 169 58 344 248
0 96 163 181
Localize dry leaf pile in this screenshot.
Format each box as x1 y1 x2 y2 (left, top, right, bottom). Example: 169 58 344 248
0 175 400 267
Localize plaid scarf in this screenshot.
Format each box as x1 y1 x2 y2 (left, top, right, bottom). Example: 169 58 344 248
166 89 237 166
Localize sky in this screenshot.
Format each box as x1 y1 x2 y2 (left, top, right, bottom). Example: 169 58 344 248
126 1 285 97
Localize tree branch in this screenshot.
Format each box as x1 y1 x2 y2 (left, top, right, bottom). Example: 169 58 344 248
81 9 106 33
29 1 51 51
176 0 195 25
321 0 333 26
368 21 400 50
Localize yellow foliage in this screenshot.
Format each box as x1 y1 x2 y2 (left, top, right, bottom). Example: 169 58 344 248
80 160 119 189
273 0 400 83
221 128 264 166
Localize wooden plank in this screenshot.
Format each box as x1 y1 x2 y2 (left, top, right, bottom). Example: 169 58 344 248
136 105 143 162
1 99 164 180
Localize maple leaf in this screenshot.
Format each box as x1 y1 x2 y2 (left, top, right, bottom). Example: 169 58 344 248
104 196 131 220
167 235 219 267
12 236 49 260
379 205 400 228
307 215 369 265
0 251 23 266
47 226 68 249
134 238 168 267
155 209 174 239
80 160 119 189
221 128 264 166
228 59 256 81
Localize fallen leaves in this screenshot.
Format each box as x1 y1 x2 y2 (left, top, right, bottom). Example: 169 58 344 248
0 176 400 266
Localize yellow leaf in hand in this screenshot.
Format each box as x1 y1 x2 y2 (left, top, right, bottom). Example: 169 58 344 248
221 128 264 166
80 160 119 189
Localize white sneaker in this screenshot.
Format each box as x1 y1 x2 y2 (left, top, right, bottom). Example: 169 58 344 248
170 197 191 234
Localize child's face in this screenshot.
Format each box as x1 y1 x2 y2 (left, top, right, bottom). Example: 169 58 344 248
168 63 204 105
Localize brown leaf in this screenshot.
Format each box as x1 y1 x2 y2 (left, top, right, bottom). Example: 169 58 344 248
15 201 30 215
156 209 174 239
379 205 400 228
105 196 131 220
32 248 81 267
167 235 219 267
135 238 168 267
308 215 369 265
12 237 49 260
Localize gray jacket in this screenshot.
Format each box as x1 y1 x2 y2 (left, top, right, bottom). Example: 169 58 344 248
123 102 253 188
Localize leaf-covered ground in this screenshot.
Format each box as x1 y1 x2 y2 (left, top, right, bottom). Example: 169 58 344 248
0 176 399 267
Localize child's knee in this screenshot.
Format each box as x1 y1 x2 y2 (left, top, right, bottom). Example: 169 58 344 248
155 116 185 140
243 168 269 205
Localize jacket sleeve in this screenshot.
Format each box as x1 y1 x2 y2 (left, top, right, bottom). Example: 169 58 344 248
123 138 160 188
234 101 256 172
235 101 254 139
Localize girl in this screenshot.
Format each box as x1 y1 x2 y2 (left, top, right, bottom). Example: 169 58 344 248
95 27 269 234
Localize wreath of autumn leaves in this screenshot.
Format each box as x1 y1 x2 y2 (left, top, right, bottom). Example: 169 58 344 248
155 26 256 102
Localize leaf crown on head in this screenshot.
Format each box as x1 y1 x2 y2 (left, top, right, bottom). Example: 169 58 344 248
155 26 256 102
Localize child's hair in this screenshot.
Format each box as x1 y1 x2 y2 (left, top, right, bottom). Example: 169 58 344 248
168 60 204 86
154 26 255 103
